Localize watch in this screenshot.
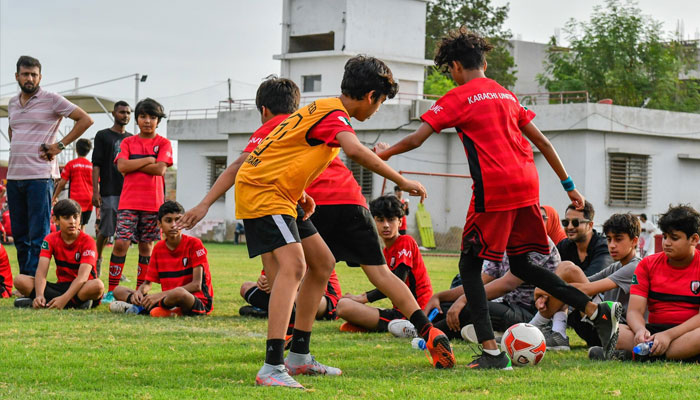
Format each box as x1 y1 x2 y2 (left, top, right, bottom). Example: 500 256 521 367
57 141 66 151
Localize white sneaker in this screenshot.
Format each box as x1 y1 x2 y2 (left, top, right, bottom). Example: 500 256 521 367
461 324 478 343
109 300 131 313
387 319 417 338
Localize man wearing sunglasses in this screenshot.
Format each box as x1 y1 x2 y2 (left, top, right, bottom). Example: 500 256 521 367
557 201 613 277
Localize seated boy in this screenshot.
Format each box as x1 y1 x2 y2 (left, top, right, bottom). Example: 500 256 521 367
616 205 700 361
336 195 432 332
529 214 642 354
111 201 213 316
0 242 13 298
13 199 103 308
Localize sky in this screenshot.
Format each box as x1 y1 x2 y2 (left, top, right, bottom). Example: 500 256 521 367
1 0 698 162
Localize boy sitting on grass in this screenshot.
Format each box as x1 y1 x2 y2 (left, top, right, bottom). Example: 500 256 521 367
110 201 213 316
13 199 103 309
0 242 12 298
336 195 432 332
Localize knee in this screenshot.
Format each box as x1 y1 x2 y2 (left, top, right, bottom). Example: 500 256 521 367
555 261 578 280
113 240 130 254
336 298 352 317
240 282 256 299
170 287 190 301
14 275 33 295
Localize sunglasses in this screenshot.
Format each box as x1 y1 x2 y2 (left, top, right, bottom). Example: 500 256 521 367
561 218 590 228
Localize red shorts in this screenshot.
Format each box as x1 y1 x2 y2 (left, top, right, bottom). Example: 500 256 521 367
461 203 549 261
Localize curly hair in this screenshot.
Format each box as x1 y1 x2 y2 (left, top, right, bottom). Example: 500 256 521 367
603 213 641 239
369 195 405 219
658 204 700 239
341 55 398 102
434 27 494 71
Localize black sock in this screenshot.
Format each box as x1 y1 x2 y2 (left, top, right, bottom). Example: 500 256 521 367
289 329 311 354
265 339 285 365
410 310 433 340
286 322 295 336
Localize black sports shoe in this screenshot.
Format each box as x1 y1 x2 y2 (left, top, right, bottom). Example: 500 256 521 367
592 301 622 360
468 351 513 370
239 305 268 318
74 299 93 310
588 346 632 361
14 297 32 308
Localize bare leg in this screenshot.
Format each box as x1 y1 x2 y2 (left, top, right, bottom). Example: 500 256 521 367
336 298 380 329
77 279 104 301
294 233 335 332
13 274 35 297
161 287 196 312
616 324 636 351
665 328 700 360
361 264 420 317
113 285 136 302
266 243 305 340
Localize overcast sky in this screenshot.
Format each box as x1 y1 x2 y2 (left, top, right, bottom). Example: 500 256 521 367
1 0 698 161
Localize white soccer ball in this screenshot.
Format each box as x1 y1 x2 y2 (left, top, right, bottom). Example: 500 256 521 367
500 323 547 367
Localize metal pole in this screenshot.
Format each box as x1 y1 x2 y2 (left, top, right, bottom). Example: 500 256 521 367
134 73 139 133
228 78 232 111
74 77 79 93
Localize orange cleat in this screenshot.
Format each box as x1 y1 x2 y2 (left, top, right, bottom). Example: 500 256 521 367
150 306 183 318
425 326 455 369
339 322 368 333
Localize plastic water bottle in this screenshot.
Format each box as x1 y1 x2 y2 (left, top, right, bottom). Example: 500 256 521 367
633 341 654 356
126 305 144 314
411 337 427 350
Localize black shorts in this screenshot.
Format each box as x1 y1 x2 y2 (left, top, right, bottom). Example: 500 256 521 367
378 308 405 329
184 297 211 316
81 210 92 226
310 204 385 267
646 323 677 335
295 205 317 239
243 214 301 258
317 294 339 321
29 281 85 308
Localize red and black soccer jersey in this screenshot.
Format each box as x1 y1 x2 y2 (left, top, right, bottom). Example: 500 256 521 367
39 231 98 283
61 157 93 212
384 235 432 309
421 78 538 212
115 134 173 212
630 250 700 325
306 157 367 207
243 114 289 153
146 235 214 312
0 243 12 298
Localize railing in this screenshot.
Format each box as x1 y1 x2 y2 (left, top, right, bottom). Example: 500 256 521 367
517 91 589 106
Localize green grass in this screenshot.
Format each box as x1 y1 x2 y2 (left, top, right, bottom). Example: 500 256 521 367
1 242 699 399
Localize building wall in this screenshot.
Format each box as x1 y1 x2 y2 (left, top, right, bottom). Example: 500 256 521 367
509 40 548 96
175 140 228 218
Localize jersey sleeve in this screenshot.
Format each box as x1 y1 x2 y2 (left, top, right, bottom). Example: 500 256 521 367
392 237 416 269
244 128 270 153
420 91 462 133
115 137 130 164
80 237 97 267
156 138 174 166
306 110 355 147
50 92 78 117
145 249 160 283
39 235 53 259
60 162 72 181
630 258 650 298
516 101 536 128
607 259 639 294
189 238 208 268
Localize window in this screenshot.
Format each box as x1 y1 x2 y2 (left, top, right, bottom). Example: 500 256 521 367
302 75 322 93
208 156 227 192
608 153 650 207
347 157 373 201
289 32 334 53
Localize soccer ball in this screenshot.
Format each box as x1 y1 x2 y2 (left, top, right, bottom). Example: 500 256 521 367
500 323 547 367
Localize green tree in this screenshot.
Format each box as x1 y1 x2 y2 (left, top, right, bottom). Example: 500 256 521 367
424 0 517 94
538 0 700 112
423 67 456 97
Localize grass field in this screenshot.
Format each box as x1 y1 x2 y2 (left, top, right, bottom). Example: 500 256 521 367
1 242 699 399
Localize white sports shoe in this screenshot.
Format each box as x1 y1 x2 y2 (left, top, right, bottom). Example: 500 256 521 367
387 319 418 338
461 324 478 343
109 300 131 313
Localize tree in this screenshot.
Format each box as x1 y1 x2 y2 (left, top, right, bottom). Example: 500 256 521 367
424 0 517 94
423 67 456 97
538 0 700 112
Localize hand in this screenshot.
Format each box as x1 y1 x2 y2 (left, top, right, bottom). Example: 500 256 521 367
373 142 390 154
446 296 467 331
298 192 315 221
634 328 652 345
51 197 59 206
650 331 672 356
146 156 157 164
47 295 69 309
33 295 47 309
567 189 585 210
175 203 209 230
533 289 550 312
39 143 61 161
341 292 367 304
141 292 165 309
423 295 442 315
256 274 270 293
130 291 144 306
399 179 427 203
92 193 102 208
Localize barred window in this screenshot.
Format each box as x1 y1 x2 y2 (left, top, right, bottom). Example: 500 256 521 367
208 156 227 192
347 157 373 201
608 153 650 207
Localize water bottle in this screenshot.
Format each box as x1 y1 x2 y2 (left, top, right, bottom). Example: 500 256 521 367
411 337 427 350
633 341 654 356
126 305 145 314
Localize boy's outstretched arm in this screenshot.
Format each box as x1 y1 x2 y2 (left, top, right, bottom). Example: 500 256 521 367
336 131 426 202
570 278 618 297
520 121 585 210
375 122 434 161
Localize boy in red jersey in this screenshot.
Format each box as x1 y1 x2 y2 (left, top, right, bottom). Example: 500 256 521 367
0 243 13 298
336 195 432 331
52 139 93 231
376 28 621 367
110 201 213 316
616 205 700 360
104 98 173 303
13 199 103 309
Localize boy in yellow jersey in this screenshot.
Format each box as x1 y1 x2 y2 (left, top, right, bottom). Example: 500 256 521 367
236 56 450 389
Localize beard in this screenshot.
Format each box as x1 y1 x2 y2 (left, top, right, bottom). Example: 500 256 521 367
20 83 38 94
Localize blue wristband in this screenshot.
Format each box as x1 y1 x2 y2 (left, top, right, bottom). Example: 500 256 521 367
561 176 575 192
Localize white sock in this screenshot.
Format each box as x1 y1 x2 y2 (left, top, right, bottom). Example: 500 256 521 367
484 347 501 356
529 312 551 328
589 308 598 321
552 312 568 338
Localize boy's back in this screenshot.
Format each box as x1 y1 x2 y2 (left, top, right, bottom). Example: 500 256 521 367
61 157 93 212
116 134 172 212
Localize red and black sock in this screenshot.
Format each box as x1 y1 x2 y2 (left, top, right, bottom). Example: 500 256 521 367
108 254 126 292
410 310 433 340
137 255 150 288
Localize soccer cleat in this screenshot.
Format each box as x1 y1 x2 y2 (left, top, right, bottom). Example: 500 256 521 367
285 352 342 376
388 319 417 338
284 334 293 351
468 351 513 370
255 363 304 389
425 326 456 369
102 291 115 304
149 307 182 318
13 297 32 308
541 324 570 351
109 300 132 313
592 301 622 360
339 322 368 333
120 275 130 282
239 305 268 318
588 346 632 361
74 299 93 310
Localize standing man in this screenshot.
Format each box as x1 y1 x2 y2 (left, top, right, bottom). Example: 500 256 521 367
638 213 659 257
92 101 132 276
7 56 93 276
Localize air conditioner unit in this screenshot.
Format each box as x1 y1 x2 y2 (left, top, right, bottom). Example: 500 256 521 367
410 99 436 120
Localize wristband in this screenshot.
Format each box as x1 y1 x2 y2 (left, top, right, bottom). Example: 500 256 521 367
561 176 575 192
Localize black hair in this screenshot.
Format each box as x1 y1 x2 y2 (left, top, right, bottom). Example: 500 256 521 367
158 200 185 221
134 98 166 123
394 185 401 192
255 75 300 115
566 201 595 221
639 213 647 221
75 138 92 157
114 100 131 110
53 199 80 218
369 195 404 219
434 27 494 71
603 213 641 239
16 55 41 73
341 55 398 102
658 204 700 239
